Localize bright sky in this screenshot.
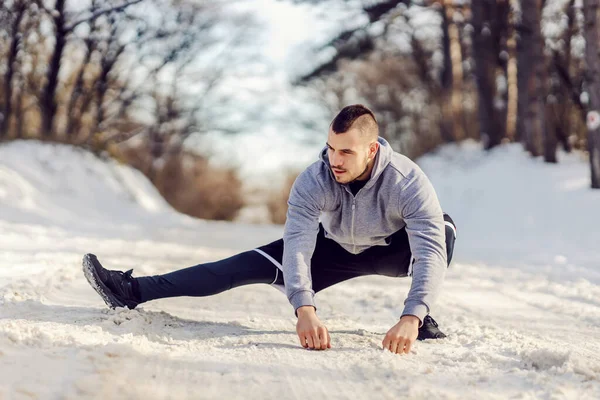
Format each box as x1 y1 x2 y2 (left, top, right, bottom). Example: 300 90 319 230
238 0 364 75
253 0 318 65
190 0 345 180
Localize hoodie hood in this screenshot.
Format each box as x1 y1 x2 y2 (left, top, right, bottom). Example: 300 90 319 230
318 136 394 189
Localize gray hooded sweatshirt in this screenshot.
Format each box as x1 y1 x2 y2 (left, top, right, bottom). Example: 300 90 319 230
282 137 447 323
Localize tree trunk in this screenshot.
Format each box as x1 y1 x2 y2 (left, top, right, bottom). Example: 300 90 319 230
446 1 466 142
1 1 26 138
544 102 559 163
14 88 24 139
66 39 94 139
583 0 600 188
40 0 67 139
66 1 101 140
439 1 455 143
506 19 519 142
557 0 576 154
497 0 510 145
516 0 545 157
472 0 508 149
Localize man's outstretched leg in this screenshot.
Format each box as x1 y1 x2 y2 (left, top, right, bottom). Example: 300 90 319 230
82 250 279 309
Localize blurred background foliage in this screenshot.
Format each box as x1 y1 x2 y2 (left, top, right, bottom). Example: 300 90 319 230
1 0 599 224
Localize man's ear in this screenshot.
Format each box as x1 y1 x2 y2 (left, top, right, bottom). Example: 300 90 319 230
370 142 379 157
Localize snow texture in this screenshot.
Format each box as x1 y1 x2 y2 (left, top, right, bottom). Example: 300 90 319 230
0 139 599 399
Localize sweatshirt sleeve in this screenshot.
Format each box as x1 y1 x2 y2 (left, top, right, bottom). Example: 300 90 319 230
398 170 447 326
282 169 325 315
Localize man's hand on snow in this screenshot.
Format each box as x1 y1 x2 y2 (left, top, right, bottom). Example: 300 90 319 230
382 315 419 354
296 306 331 350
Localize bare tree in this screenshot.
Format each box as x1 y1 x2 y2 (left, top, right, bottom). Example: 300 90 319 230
471 0 510 150
1 0 28 138
440 0 468 143
546 0 581 161
92 14 127 139
583 0 600 188
295 0 409 82
516 0 546 157
38 0 144 138
65 0 101 139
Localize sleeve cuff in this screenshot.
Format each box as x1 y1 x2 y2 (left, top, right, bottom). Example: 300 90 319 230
401 302 429 328
289 290 316 316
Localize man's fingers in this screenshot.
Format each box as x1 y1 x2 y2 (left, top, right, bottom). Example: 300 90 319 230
300 330 331 350
404 339 413 354
388 339 397 353
306 334 314 349
396 338 406 354
312 331 321 349
382 336 390 350
383 336 413 355
298 334 308 348
318 328 328 350
382 319 419 355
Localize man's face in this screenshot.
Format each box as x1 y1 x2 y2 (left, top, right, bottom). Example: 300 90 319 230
326 128 376 184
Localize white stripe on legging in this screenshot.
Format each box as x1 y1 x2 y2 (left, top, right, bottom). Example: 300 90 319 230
253 248 282 284
445 221 457 238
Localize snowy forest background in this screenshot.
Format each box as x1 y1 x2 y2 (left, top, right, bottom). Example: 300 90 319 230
1 0 600 223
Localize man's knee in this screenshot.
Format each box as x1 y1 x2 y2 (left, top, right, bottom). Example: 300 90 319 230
443 212 457 266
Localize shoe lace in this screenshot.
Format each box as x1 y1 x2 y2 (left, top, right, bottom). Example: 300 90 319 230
107 269 135 294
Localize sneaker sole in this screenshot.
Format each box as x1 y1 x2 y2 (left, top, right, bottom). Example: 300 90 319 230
417 332 447 341
82 254 126 309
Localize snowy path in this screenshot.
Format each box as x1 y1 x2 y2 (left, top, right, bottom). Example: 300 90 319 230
1 220 599 399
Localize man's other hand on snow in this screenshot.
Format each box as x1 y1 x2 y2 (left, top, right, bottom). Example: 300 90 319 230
296 306 331 350
382 315 419 354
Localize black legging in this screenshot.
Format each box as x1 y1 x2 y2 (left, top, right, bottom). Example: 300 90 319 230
136 214 457 303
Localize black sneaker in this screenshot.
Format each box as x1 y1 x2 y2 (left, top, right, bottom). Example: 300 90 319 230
417 315 447 340
82 253 140 309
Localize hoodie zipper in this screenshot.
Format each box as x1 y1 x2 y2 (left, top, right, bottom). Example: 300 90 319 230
351 198 356 253
346 184 366 255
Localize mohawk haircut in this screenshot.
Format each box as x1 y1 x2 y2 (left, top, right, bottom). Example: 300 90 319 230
330 104 379 139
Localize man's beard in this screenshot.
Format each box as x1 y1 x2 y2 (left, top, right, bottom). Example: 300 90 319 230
332 159 370 183
349 162 370 183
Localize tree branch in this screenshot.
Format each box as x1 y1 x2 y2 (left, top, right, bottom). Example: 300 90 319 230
66 0 145 32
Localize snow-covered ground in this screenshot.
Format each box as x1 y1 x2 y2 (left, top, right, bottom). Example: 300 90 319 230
1 140 599 399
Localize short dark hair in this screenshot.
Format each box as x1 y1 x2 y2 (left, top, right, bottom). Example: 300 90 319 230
330 104 378 138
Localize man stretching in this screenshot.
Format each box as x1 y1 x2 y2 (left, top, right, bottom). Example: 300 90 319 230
83 104 457 355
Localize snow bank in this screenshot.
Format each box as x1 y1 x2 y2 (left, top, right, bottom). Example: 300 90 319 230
0 140 179 231
420 140 600 281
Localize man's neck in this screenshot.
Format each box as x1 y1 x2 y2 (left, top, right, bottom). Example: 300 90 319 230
355 157 376 182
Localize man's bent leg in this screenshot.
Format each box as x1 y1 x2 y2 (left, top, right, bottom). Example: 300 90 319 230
254 226 376 295
362 212 457 340
310 226 378 293
136 250 279 303
367 212 457 277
